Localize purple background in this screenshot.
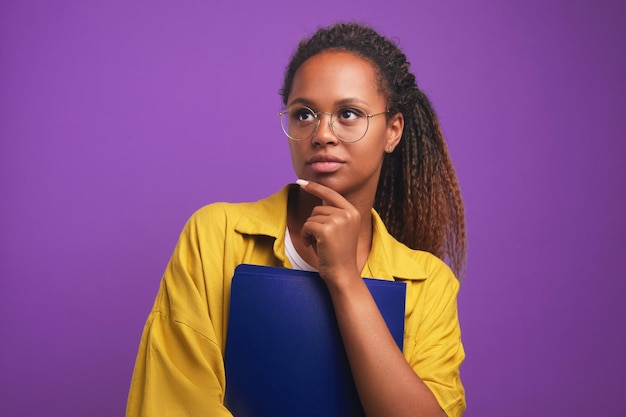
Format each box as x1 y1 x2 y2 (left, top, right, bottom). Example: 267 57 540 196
1 1 624 416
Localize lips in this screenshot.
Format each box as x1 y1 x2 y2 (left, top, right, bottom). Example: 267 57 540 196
306 154 345 174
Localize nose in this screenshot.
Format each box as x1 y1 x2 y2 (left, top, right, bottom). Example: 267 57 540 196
312 112 339 146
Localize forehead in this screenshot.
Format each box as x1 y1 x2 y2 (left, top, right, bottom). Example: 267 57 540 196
288 50 384 107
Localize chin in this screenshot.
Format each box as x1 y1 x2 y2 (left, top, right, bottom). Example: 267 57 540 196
319 178 359 197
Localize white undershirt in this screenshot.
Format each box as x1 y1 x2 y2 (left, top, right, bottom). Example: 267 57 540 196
284 227 317 272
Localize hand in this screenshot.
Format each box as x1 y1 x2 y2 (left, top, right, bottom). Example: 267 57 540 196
296 179 362 284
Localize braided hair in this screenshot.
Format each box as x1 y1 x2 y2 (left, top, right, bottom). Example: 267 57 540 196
280 22 466 279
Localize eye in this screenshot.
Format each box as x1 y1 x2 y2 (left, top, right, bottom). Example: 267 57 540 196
336 107 365 123
293 107 316 123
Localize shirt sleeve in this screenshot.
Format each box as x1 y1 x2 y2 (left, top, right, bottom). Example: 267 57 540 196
126 211 234 417
403 258 466 417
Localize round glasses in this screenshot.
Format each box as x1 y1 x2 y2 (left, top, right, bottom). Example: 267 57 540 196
279 105 389 143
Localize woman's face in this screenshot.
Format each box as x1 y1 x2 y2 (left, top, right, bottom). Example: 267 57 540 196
285 50 403 201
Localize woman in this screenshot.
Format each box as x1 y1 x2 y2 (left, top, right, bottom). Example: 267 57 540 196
127 22 466 417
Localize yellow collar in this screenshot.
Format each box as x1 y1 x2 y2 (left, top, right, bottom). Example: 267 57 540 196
234 184 428 281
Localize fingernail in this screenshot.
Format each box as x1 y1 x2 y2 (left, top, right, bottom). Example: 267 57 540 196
296 179 309 186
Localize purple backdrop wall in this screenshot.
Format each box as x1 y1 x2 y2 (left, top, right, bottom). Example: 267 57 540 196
1 1 624 416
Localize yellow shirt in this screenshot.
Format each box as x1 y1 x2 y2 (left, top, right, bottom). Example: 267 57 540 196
126 185 465 417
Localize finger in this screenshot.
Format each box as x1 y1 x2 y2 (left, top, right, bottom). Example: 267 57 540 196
300 220 320 249
302 230 317 250
308 205 343 218
302 211 353 245
296 179 350 208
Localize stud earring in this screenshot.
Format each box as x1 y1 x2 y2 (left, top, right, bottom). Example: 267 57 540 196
386 145 393 152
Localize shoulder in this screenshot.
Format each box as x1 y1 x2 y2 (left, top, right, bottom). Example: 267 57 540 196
411 250 457 281
399 244 458 289
370 211 459 288
188 200 258 225
182 185 292 237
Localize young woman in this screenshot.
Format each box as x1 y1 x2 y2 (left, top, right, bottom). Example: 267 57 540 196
127 22 466 417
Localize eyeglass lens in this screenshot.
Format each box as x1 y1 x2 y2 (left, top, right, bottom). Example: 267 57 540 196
280 106 370 143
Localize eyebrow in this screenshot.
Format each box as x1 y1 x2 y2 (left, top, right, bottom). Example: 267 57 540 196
287 97 371 108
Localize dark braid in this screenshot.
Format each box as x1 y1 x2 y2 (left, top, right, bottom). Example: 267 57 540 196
280 22 466 278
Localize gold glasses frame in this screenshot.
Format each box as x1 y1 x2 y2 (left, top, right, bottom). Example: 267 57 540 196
279 106 389 143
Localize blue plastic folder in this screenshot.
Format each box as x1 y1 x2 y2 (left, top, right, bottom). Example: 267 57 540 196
224 264 406 417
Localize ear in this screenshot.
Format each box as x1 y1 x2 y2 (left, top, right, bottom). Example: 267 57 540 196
385 112 404 152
